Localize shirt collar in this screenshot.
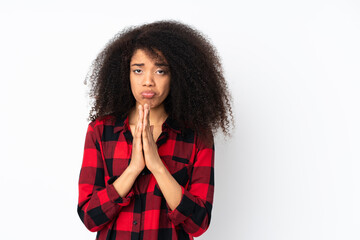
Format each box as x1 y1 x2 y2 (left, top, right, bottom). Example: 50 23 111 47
113 114 182 134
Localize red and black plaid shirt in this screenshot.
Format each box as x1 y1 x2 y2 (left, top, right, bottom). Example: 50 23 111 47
77 114 215 240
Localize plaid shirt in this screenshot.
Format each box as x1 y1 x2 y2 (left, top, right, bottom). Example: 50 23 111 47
77 114 215 240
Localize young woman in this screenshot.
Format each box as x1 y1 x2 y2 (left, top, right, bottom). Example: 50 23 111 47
77 20 234 240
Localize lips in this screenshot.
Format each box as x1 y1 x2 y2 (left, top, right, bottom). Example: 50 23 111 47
141 91 155 99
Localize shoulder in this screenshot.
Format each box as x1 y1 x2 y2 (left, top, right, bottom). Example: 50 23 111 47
88 114 117 131
195 129 214 151
177 125 214 150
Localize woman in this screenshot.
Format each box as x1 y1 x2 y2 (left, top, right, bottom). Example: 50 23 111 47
77 20 234 240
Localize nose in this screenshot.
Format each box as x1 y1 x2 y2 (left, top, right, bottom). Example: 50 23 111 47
143 72 155 86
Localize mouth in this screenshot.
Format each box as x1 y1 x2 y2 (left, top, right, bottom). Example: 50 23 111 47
141 91 155 99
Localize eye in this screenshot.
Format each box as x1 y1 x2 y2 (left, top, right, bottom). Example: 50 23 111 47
156 69 167 75
133 69 142 74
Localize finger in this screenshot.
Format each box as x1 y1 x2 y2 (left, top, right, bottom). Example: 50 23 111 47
139 104 143 122
135 123 142 149
134 105 142 147
145 104 151 133
143 104 148 132
142 121 148 151
146 104 150 126
142 106 147 141
135 105 140 134
148 125 154 142
141 105 146 139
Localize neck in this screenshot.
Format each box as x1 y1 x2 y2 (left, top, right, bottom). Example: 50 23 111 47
129 102 168 126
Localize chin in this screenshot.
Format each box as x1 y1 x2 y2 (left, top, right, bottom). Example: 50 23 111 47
137 99 154 106
145 101 164 109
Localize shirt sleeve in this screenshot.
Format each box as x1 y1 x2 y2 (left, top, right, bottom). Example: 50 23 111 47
166 133 215 237
77 122 135 232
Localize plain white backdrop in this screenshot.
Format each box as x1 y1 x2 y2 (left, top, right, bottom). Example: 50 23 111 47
1 0 359 239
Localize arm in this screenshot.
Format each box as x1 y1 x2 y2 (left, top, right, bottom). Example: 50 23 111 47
77 122 137 232
113 165 141 197
154 134 215 237
152 166 183 211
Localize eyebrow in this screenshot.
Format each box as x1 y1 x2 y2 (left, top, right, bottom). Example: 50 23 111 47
131 63 169 67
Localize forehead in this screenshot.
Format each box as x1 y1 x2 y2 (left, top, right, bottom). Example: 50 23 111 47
130 48 168 64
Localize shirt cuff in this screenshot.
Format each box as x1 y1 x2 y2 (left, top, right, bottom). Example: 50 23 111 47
106 175 134 205
167 186 196 226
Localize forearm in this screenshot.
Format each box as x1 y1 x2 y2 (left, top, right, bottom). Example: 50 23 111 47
78 165 138 232
113 165 141 198
152 164 183 211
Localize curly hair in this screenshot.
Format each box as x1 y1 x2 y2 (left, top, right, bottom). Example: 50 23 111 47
84 19 234 141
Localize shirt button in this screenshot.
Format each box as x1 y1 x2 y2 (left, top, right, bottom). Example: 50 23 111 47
141 172 145 176
133 220 138 225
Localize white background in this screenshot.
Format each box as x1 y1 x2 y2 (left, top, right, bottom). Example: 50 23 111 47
1 0 359 239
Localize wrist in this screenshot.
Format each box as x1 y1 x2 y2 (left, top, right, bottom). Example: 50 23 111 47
151 163 167 177
127 164 143 176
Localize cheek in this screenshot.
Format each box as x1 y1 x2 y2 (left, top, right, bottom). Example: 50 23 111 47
129 79 139 99
129 81 134 93
165 81 171 95
162 77 171 93
129 76 139 91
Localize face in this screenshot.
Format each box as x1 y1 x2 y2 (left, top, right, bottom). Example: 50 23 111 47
129 48 171 110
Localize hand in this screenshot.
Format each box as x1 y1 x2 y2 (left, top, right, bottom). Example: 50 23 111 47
141 103 165 173
128 105 146 174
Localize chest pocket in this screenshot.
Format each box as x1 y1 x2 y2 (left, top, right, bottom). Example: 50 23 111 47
153 129 196 197
154 154 193 197
154 165 190 197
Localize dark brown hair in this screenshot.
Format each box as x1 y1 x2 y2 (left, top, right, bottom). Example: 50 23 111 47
85 20 234 141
